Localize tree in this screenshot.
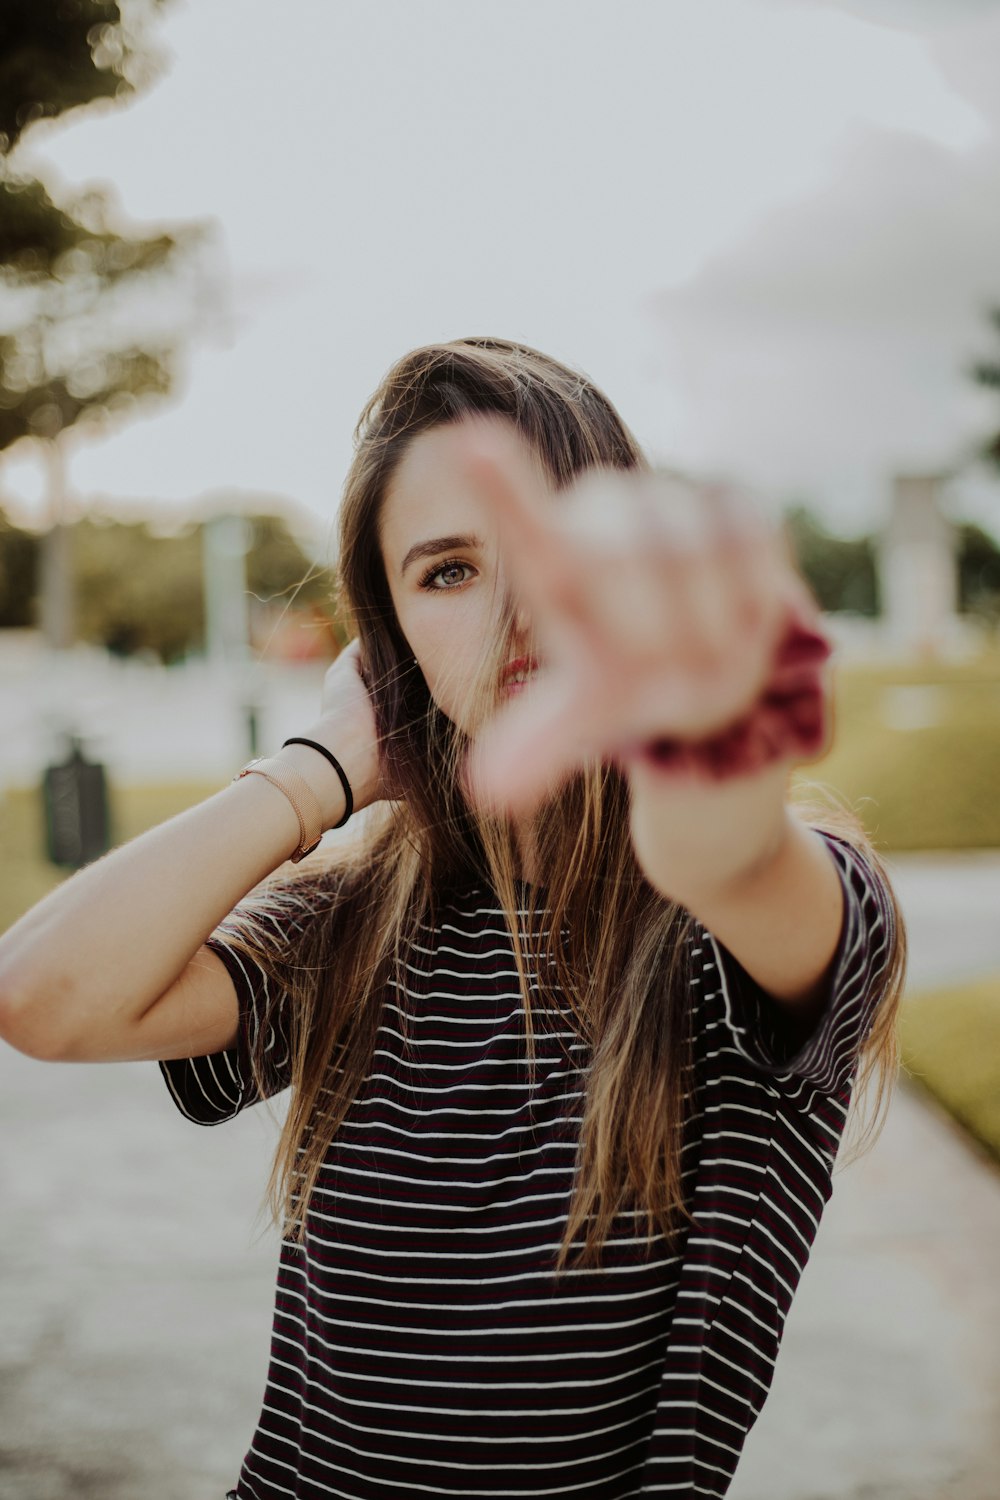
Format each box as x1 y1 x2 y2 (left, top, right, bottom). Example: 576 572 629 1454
957 521 1000 626
0 505 39 626
72 512 204 662
970 305 1000 469
0 0 211 644
0 173 185 450
783 505 879 615
0 1 144 147
65 509 332 664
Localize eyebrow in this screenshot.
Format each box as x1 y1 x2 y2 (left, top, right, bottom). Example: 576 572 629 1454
400 533 485 578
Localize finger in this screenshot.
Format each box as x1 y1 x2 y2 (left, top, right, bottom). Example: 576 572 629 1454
463 675 599 817
453 418 558 560
707 485 789 623
483 467 591 628
455 423 596 626
578 472 730 660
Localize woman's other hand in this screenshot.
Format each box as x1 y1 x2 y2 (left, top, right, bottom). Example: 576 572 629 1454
288 639 388 820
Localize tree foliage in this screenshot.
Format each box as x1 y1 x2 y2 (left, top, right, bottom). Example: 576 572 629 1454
783 505 880 615
0 0 207 454
0 1 136 149
970 305 1000 469
72 513 204 660
957 521 1000 624
14 508 332 663
0 508 38 626
784 504 1000 625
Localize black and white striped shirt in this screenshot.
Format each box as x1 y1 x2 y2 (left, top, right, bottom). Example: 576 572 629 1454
160 830 894 1498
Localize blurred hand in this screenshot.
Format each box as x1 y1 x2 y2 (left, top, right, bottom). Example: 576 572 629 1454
459 430 796 818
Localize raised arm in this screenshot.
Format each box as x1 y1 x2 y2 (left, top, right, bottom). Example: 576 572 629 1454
0 643 381 1064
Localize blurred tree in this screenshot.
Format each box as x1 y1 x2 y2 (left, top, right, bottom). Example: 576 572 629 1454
0 1 142 146
246 513 342 658
783 504 879 615
0 505 39 626
247 515 333 610
970 305 1000 468
957 521 1000 625
65 509 331 663
73 513 203 662
0 0 212 644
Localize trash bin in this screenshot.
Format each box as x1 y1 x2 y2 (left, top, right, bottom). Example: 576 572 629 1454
42 738 110 869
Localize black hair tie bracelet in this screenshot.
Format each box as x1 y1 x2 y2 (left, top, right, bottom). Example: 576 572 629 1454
282 738 354 829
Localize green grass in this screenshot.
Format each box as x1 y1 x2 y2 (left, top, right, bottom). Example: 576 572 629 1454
795 647 1000 850
900 976 1000 1163
0 781 219 936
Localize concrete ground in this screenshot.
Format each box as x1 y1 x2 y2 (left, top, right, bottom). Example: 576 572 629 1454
4 1054 999 1500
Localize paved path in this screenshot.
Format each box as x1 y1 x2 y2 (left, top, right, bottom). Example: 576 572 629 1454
0 1050 284 1500
730 1081 1000 1500
3 1052 997 1500
884 850 1000 992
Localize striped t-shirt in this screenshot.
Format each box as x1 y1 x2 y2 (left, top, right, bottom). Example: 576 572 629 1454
160 830 894 1499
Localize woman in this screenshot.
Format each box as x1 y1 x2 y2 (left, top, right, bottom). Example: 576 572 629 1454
0 338 904 1499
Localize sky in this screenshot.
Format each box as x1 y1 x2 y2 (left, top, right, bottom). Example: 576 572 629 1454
2 0 1000 551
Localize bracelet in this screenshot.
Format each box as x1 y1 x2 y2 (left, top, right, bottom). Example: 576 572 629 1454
234 758 323 863
281 738 354 829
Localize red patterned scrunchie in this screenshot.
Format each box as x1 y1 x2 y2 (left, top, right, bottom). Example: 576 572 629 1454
637 585 833 780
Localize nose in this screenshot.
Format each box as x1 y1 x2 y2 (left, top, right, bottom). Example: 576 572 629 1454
497 567 532 640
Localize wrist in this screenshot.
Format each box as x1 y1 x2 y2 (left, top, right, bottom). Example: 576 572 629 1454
281 737 353 830
627 760 791 904
275 720 378 828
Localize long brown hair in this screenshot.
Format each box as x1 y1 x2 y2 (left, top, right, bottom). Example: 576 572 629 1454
223 337 906 1269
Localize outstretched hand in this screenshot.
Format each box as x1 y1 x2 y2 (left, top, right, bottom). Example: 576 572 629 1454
459 423 800 818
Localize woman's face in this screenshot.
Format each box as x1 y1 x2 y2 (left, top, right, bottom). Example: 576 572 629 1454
379 418 544 735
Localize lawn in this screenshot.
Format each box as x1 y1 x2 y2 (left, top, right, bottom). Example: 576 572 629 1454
0 780 219 936
900 977 1000 1164
796 647 1000 850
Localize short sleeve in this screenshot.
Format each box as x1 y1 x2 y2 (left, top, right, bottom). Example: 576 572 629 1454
696 830 897 1106
158 927 293 1126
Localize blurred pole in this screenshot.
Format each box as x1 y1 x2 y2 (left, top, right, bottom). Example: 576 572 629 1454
203 513 251 665
202 513 260 757
880 473 956 657
36 438 111 865
38 438 73 651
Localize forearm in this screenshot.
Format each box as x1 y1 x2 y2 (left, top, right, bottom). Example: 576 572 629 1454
0 723 366 1056
627 758 844 1009
626 756 791 902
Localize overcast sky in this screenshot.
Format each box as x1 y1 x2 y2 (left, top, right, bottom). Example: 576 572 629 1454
3 0 1000 547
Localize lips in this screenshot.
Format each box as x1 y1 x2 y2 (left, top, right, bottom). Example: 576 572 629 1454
501 655 540 687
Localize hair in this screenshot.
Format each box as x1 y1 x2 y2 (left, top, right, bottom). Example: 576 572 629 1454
221 336 906 1270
